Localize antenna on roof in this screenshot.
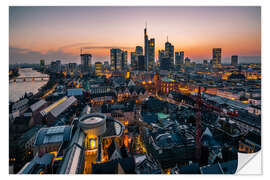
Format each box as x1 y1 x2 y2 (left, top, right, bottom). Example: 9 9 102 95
145 21 147 29
167 36 168 42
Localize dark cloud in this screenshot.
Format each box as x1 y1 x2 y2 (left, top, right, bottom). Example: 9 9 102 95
9 44 134 64
81 46 134 50
9 46 79 64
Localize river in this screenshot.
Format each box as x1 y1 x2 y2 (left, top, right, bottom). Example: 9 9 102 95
9 68 48 102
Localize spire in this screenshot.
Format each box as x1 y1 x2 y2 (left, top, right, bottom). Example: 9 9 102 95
145 21 147 29
167 35 168 42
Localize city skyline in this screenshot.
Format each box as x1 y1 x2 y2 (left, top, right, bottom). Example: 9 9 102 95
9 6 261 64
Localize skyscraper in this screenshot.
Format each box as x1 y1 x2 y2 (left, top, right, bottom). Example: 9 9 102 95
148 38 155 71
165 40 174 69
122 50 128 70
144 24 155 71
110 48 127 71
131 46 143 71
138 55 146 71
80 53 92 73
203 59 208 66
130 52 137 70
56 60 61 73
68 63 77 73
136 46 143 55
213 48 222 65
158 50 165 61
185 57 191 67
175 51 184 69
110 48 122 71
231 55 238 66
144 25 149 71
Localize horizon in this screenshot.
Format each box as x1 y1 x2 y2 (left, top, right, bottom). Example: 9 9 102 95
9 6 261 64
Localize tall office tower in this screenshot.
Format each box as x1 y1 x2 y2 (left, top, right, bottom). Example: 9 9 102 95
110 48 122 71
122 50 128 70
231 55 238 66
213 48 222 65
136 46 143 55
138 55 146 71
68 63 77 73
203 60 208 66
95 62 104 76
55 60 62 73
130 52 137 70
110 48 127 71
180 51 184 65
80 53 92 73
165 40 174 69
40 59 45 69
158 50 165 61
175 51 184 69
50 61 56 72
185 57 191 67
148 38 155 71
144 25 149 71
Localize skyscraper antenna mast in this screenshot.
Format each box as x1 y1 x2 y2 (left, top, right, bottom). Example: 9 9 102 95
167 36 168 42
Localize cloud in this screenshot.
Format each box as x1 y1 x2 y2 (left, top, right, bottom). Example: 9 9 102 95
81 46 134 50
57 42 134 51
9 44 135 64
9 46 79 64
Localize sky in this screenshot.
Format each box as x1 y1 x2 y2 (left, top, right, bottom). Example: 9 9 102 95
9 6 261 64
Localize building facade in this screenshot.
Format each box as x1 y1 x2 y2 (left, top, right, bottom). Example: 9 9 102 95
148 38 155 71
213 48 222 65
110 49 127 71
231 55 238 67
80 54 92 73
165 41 174 69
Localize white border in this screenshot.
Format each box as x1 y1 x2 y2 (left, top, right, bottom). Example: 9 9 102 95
2 0 269 179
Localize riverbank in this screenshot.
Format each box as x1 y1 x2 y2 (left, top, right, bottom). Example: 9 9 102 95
9 68 50 103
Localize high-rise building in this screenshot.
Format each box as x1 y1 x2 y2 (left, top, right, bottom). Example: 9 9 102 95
110 48 127 71
110 48 122 71
130 46 144 71
122 50 128 70
231 55 238 66
148 38 155 71
95 62 104 76
136 46 143 55
185 57 191 67
165 40 174 69
130 52 137 70
144 25 149 71
203 60 208 66
144 25 155 71
138 55 146 71
68 63 77 73
158 50 165 60
50 60 61 73
80 54 92 73
56 60 61 73
40 59 45 69
213 48 222 65
175 51 184 69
